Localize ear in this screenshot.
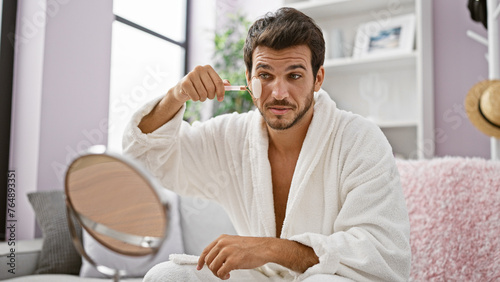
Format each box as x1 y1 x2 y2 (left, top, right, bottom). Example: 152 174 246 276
314 66 325 92
246 69 250 86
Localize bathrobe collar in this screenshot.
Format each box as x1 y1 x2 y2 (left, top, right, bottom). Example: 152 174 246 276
249 90 338 238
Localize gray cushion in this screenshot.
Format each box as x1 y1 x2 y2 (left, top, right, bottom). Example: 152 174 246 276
28 190 82 274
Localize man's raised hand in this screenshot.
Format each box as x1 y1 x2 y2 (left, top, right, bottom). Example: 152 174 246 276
172 65 229 103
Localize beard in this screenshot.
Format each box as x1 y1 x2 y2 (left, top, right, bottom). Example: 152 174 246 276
258 88 315 131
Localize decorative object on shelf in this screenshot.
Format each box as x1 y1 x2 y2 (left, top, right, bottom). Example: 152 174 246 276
465 80 500 138
353 13 416 59
329 28 345 59
359 72 389 122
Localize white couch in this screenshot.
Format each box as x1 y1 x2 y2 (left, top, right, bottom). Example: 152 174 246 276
0 196 237 281
1 157 499 281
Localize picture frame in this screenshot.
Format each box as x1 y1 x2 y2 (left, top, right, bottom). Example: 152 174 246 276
352 13 416 58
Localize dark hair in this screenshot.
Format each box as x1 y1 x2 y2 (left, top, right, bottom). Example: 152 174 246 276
244 7 325 79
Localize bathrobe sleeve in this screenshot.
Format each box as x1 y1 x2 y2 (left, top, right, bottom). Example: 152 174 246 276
290 117 411 282
122 96 245 200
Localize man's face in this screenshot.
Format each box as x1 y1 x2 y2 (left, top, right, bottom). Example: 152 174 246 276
247 45 324 131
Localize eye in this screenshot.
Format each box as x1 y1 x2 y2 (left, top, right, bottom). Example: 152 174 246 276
258 73 271 79
289 73 302 80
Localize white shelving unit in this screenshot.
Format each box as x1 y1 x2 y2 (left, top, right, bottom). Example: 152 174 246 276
283 0 434 159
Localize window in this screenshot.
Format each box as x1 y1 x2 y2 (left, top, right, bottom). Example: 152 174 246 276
108 1 189 153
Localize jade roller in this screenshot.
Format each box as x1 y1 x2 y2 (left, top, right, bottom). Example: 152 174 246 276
223 78 261 99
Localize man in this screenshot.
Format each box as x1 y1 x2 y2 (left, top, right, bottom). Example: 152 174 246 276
124 7 410 282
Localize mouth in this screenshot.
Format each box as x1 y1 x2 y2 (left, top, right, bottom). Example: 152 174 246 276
268 106 292 115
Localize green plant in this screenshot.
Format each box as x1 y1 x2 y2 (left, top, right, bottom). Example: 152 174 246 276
184 12 253 122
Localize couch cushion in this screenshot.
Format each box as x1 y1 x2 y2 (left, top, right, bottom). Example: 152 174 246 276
0 238 43 280
28 191 82 275
179 196 237 256
1 274 142 281
397 157 500 281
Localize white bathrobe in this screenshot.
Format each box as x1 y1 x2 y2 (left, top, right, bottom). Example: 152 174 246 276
123 90 411 281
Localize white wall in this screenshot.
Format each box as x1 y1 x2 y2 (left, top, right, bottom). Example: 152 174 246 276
188 0 217 120
240 0 282 22
189 0 216 69
9 0 113 240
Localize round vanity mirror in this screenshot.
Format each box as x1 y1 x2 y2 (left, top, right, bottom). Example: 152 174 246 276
65 145 170 279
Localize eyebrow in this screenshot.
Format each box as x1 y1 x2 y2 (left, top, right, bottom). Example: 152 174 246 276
255 63 307 72
286 64 307 71
256 64 273 71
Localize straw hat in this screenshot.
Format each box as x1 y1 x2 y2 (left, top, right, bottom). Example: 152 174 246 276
465 80 500 138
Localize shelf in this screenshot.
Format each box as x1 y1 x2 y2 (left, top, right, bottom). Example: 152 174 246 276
323 51 417 73
376 120 418 128
364 117 418 129
285 0 414 19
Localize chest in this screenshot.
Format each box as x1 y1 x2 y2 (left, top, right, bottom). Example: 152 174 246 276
269 153 299 237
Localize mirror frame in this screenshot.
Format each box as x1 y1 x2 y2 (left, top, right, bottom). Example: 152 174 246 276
64 145 171 280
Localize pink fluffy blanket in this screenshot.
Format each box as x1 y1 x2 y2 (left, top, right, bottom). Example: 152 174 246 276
397 157 500 281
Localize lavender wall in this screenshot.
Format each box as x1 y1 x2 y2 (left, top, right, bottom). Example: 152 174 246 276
9 0 113 240
37 0 113 193
432 1 491 158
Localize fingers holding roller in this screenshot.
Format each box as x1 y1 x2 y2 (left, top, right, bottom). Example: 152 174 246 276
174 65 226 102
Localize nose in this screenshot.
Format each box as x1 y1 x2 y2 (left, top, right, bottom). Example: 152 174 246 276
270 79 289 100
